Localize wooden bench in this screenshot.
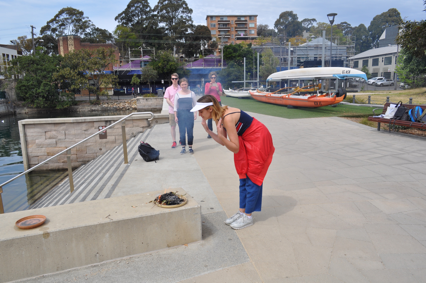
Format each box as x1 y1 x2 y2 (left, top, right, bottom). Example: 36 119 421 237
368 103 426 131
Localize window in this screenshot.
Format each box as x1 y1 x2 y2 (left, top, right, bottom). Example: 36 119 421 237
362 59 368 67
249 30 255 34
210 23 216 28
384 56 392 65
249 23 255 27
237 17 245 20
231 27 234 31
220 17 227 20
371 72 378 78
353 61 359 68
231 34 234 38
210 16 216 20
249 16 255 20
211 30 216 35
372 58 379 66
383 72 391 79
231 20 234 24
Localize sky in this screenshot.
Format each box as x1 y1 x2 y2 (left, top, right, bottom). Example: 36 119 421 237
0 0 425 44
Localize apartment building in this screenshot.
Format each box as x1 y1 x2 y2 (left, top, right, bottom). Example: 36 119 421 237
0 45 20 78
206 15 258 44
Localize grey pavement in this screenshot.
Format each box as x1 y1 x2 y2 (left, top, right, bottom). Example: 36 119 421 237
16 112 426 282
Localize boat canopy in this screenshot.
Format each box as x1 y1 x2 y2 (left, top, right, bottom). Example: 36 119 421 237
267 67 367 82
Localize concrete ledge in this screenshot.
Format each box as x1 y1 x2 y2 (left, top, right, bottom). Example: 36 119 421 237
0 189 201 282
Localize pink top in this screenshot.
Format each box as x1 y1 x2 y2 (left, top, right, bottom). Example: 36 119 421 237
164 85 181 114
205 82 223 102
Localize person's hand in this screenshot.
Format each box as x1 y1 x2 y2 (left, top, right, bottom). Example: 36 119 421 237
175 116 178 123
194 114 197 120
217 118 225 137
201 118 208 132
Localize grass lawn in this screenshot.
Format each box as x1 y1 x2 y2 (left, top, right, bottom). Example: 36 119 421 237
348 87 426 105
221 96 375 119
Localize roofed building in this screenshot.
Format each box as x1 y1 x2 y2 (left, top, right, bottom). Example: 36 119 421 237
206 15 258 45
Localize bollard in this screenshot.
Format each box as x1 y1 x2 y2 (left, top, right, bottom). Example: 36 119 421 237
67 149 74 193
386 97 390 103
0 186 4 214
368 96 371 104
409 98 413 104
352 95 356 103
122 122 128 164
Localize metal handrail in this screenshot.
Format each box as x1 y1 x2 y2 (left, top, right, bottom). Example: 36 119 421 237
0 111 154 213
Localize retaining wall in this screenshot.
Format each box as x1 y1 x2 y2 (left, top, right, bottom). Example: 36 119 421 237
0 100 14 117
19 114 168 171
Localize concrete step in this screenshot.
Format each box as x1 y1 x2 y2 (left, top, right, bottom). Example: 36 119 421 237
30 128 153 209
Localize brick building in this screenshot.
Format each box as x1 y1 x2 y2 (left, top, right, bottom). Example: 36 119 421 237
206 15 258 45
58 35 119 71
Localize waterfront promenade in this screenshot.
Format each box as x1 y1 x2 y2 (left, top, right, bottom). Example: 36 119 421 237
19 113 426 282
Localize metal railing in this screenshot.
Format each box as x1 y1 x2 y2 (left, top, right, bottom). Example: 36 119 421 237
0 112 155 214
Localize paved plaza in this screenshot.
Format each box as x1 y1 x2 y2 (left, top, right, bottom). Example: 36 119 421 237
19 113 426 283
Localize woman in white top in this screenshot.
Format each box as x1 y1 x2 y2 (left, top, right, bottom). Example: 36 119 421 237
174 78 197 154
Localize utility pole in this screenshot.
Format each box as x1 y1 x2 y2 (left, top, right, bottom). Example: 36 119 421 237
30 25 36 55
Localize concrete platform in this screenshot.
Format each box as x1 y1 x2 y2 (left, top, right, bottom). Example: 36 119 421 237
10 112 426 282
0 189 201 282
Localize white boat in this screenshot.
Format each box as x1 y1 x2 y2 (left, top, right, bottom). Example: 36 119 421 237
224 88 255 98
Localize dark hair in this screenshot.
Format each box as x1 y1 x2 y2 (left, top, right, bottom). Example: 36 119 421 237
197 95 228 121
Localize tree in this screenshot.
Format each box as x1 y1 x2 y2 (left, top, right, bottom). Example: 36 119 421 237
154 0 194 47
218 62 244 89
368 8 402 48
40 7 93 38
301 18 317 32
336 21 353 37
397 20 426 59
288 36 307 46
11 36 33 55
395 49 426 87
140 65 158 90
274 11 303 43
259 48 279 82
82 27 114 43
131 74 140 86
257 24 269 37
361 65 371 79
149 50 181 79
182 25 212 57
353 24 371 54
5 52 74 108
54 48 118 100
310 22 346 45
115 0 152 28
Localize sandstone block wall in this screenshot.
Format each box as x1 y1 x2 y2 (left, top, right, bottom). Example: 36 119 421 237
19 114 168 171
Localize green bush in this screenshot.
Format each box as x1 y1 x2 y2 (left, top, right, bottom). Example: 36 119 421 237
142 93 157 97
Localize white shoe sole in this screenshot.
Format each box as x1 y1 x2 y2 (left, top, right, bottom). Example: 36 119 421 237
231 221 254 230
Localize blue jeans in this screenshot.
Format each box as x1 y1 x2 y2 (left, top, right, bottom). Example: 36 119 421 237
177 110 194 146
208 101 222 132
239 176 263 214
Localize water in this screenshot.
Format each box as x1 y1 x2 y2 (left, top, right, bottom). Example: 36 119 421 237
0 110 134 213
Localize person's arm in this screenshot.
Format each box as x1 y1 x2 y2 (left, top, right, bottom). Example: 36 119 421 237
218 83 223 96
164 88 174 108
217 117 239 153
204 83 210 95
192 92 197 120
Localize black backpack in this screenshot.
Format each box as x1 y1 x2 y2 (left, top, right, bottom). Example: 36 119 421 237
138 142 160 162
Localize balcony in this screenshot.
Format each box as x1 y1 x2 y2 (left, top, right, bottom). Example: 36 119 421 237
218 25 230 30
218 33 231 38
235 19 247 23
218 19 230 23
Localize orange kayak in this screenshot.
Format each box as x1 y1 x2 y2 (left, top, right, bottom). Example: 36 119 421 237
249 90 344 108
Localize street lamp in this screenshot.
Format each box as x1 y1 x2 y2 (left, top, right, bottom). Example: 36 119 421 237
327 13 337 67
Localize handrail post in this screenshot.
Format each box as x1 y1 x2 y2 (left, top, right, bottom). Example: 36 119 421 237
67 149 74 193
0 186 4 214
122 122 128 164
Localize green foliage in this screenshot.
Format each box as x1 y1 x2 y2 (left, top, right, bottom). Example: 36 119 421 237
395 49 426 88
310 22 348 45
361 65 371 79
182 25 213 57
131 74 141 85
397 20 426 59
352 24 371 53
115 0 152 28
142 93 157 97
218 62 244 89
368 8 402 48
54 47 118 100
5 52 75 109
154 0 194 49
257 24 276 37
260 48 279 82
140 65 158 88
274 11 303 42
149 50 180 79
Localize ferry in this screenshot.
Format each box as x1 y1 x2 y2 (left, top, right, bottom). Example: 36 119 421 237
249 67 367 108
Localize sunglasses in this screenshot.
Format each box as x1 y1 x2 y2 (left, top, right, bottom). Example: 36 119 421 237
171 78 178 80
211 77 216 79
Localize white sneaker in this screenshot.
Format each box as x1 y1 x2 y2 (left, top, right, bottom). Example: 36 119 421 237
224 212 242 225
230 214 254 230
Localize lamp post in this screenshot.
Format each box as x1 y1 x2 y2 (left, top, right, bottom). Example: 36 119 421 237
327 13 337 67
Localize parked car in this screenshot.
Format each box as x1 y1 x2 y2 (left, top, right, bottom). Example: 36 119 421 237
367 77 381 85
375 78 394 86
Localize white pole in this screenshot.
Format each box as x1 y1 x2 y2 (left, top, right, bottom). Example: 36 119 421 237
257 52 260 88
322 30 325 67
244 57 246 89
288 42 291 70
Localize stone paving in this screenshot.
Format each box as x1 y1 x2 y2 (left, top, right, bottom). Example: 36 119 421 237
18 113 426 283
